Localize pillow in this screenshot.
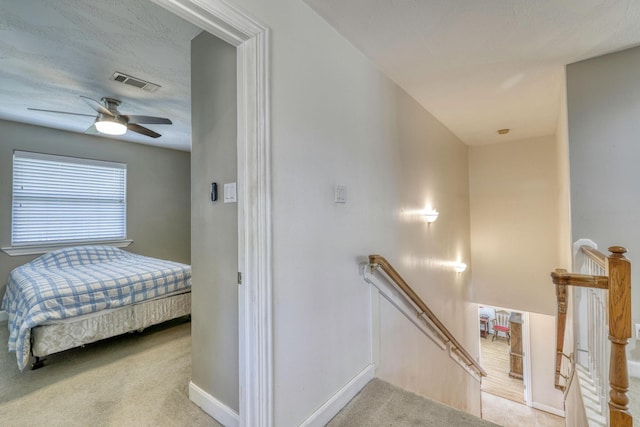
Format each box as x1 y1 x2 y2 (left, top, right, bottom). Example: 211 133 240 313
30 246 130 269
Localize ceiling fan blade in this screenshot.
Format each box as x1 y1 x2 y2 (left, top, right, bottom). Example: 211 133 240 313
85 124 99 134
80 96 113 116
123 115 172 125
127 123 161 138
28 107 95 118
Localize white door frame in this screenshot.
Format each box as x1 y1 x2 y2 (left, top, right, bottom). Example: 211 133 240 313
521 311 533 406
151 1 272 426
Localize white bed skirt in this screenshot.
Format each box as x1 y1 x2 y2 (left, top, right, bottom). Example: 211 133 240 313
31 291 191 357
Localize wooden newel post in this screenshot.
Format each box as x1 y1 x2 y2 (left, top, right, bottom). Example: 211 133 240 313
607 246 632 427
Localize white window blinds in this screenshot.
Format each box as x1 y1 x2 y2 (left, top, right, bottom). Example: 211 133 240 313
12 151 127 245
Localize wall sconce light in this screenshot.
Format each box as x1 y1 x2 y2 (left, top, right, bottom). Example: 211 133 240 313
423 209 439 223
454 262 467 273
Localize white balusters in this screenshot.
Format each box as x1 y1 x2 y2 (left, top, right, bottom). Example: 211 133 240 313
577 251 609 422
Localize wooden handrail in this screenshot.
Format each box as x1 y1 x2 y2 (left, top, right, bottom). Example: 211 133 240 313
368 255 487 378
550 245 632 427
582 245 607 270
550 269 608 289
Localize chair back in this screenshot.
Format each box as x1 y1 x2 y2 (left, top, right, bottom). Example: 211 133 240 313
494 310 510 328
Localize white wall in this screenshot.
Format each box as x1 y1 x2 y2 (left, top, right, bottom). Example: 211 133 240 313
190 0 475 424
377 298 481 415
468 135 565 413
369 83 476 414
566 46 640 361
469 136 560 315
190 31 239 411
556 72 573 271
529 313 564 413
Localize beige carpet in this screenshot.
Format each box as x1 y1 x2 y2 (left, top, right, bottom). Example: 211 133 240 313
0 318 220 427
631 376 639 425
327 378 499 427
481 391 564 427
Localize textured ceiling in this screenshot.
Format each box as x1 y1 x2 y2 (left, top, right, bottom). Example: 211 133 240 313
6 1 640 150
0 0 201 151
305 0 640 145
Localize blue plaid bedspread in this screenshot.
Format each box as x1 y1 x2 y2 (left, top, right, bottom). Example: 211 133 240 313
1 246 191 370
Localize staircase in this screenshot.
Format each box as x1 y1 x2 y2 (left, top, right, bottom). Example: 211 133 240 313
574 365 607 426
327 379 499 427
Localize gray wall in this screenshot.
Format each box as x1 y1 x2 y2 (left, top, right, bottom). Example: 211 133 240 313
567 46 640 360
0 119 191 299
190 32 238 410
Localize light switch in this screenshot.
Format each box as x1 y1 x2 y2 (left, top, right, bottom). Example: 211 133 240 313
335 184 347 203
224 182 237 203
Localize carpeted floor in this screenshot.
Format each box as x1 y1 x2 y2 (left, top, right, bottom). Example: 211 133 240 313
631 376 639 425
3 315 633 427
327 378 499 427
0 318 220 427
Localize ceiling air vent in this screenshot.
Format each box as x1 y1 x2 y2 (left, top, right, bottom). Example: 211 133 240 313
111 72 161 92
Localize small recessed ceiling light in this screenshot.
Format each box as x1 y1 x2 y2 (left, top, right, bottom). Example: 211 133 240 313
497 129 510 135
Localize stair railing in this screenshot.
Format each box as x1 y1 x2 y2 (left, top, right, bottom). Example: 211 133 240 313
365 254 486 380
551 245 632 427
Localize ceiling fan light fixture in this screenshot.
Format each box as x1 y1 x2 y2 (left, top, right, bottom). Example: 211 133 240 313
29 96 170 139
95 117 127 135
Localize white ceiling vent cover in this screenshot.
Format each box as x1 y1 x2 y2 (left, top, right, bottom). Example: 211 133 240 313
111 72 161 92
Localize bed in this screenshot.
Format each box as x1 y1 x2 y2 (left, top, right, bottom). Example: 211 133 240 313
1 245 191 370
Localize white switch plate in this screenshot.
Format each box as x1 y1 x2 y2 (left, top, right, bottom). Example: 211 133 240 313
224 182 237 203
636 323 640 340
334 184 347 203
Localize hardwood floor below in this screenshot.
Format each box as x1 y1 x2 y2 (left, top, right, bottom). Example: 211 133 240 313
480 335 525 404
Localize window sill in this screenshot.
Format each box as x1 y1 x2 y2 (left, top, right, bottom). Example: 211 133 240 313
2 239 133 256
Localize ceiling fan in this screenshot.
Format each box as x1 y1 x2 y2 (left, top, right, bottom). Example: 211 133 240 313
28 96 172 138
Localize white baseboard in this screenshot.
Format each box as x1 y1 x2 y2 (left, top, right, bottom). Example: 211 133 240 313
299 364 375 427
629 360 640 379
532 401 565 418
189 381 239 427
0 311 7 323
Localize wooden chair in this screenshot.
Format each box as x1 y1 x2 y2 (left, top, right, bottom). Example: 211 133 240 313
492 310 510 344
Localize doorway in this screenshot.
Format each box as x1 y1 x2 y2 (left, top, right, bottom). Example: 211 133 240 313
153 1 272 425
478 305 531 405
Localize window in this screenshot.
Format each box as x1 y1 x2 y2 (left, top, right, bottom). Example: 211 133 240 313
11 151 127 246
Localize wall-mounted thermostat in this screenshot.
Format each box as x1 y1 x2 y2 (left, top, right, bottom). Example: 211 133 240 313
211 182 218 202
